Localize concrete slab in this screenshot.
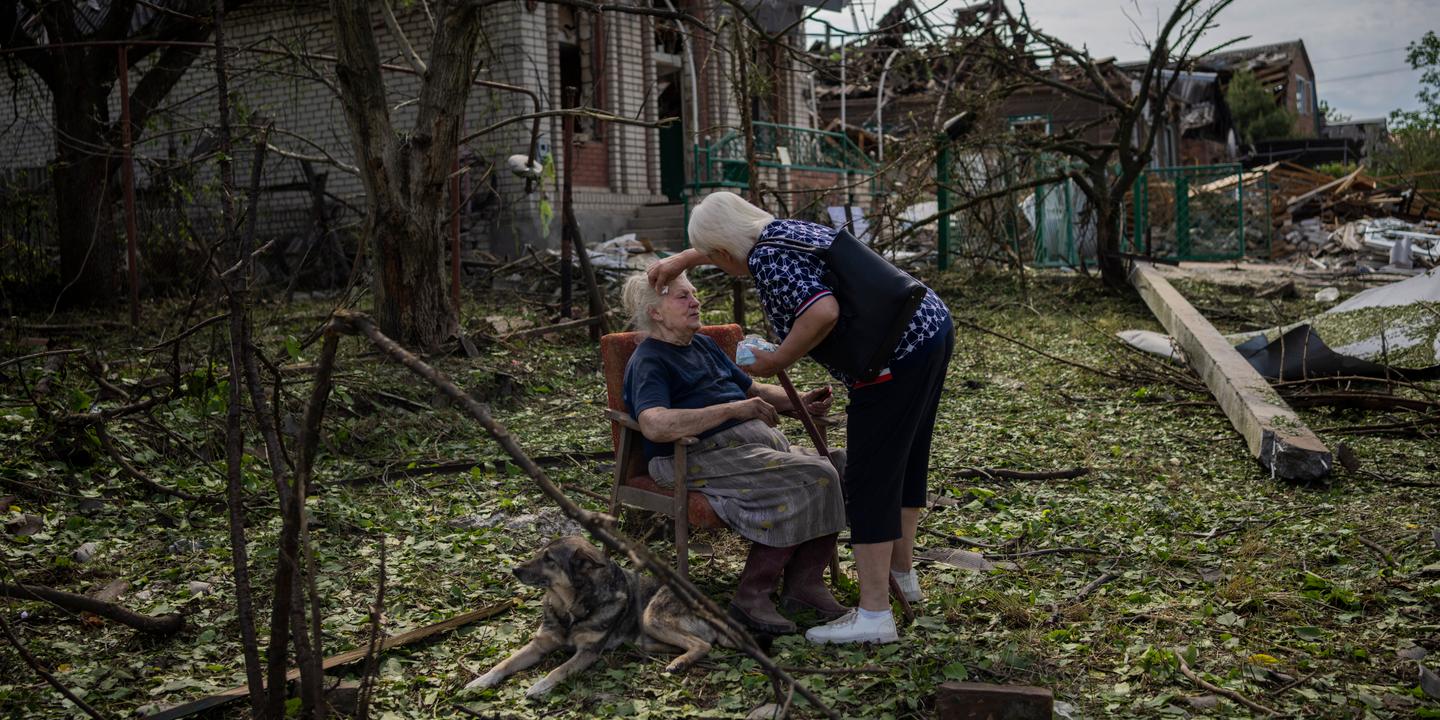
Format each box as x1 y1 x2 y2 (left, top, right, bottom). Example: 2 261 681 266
1130 262 1332 482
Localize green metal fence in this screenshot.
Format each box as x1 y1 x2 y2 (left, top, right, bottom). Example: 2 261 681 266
1127 164 1248 261
688 122 875 193
935 149 1087 269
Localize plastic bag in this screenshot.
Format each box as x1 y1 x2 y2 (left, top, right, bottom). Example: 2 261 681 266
735 335 778 366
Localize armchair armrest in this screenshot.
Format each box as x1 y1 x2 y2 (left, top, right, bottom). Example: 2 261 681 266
605 408 641 431
604 408 696 446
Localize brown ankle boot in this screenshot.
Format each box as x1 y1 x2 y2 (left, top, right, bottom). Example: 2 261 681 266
780 533 849 621
728 543 797 635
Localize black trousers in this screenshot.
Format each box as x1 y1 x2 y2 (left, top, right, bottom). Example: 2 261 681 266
843 328 954 544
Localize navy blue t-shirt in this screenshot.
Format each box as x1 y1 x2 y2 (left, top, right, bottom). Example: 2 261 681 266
623 334 754 461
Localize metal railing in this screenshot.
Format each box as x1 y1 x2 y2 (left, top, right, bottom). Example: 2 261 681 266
1127 164 1251 261
689 122 875 191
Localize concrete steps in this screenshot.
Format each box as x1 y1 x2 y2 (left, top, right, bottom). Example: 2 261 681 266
619 203 685 251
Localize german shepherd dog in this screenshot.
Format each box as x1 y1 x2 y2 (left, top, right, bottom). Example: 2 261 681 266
465 536 731 699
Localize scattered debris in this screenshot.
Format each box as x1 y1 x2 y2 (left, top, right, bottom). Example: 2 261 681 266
448 507 584 543
1123 268 1440 380
1420 664 1440 700
72 542 97 564
1248 162 1440 270
5 514 42 537
917 548 994 572
168 539 207 555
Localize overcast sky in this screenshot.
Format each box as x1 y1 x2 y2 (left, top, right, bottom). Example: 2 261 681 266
805 0 1437 122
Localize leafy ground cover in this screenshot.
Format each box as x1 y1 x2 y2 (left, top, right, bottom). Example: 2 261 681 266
1 268 1436 719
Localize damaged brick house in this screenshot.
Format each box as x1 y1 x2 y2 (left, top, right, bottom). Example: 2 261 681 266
810 0 1184 168
0 0 836 274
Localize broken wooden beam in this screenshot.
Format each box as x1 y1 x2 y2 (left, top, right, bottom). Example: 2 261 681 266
935 681 1053 719
141 600 512 720
1129 262 1331 482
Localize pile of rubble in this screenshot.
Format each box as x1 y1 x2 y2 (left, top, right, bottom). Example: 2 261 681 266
1261 162 1439 271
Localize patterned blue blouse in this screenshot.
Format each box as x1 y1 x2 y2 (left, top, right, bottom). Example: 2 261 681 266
747 219 950 385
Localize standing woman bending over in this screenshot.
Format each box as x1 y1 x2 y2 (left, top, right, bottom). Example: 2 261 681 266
647 191 954 645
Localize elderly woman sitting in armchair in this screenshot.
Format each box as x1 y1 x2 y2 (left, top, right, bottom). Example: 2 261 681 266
619 270 849 634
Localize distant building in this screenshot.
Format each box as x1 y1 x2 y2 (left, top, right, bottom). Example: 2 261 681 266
1196 39 1320 138
1320 118 1390 160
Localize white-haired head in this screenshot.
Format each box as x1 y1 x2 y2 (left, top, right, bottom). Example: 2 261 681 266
622 268 690 333
686 191 774 264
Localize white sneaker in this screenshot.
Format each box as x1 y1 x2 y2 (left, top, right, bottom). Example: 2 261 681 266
805 609 898 645
891 569 922 603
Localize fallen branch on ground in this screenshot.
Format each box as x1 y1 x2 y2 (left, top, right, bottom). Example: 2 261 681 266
1175 654 1279 716
500 311 619 341
955 466 1090 481
142 601 511 720
0 610 110 720
0 583 184 635
1048 571 1120 625
988 547 1104 559
96 426 221 505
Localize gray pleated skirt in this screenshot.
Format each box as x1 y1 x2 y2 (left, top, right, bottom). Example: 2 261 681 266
648 419 847 547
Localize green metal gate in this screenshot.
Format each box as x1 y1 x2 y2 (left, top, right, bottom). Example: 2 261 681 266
1127 164 1248 261
934 149 1085 269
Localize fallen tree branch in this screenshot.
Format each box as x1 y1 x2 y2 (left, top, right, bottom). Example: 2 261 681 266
1321 412 1440 436
1048 571 1120 625
1355 535 1396 567
1359 469 1440 488
500 311 619 341
1175 654 1279 716
330 310 839 720
0 609 111 720
918 526 995 550
0 583 184 635
142 601 512 720
955 466 1090 481
987 547 1104 559
96 426 221 504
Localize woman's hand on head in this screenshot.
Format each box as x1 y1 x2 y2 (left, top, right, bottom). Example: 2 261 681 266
730 396 779 427
647 254 690 293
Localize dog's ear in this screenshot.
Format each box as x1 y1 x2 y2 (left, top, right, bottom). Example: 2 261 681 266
568 544 605 573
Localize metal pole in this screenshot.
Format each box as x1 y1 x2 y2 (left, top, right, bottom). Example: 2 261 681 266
839 38 853 225
117 46 140 326
561 87 577 320
936 136 950 271
877 49 900 165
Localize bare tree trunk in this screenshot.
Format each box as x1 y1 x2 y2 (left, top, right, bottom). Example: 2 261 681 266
331 0 478 350
368 210 454 350
1095 203 1127 289
53 87 118 307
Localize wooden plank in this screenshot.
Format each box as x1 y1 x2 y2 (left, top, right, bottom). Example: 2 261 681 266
142 601 512 720
616 485 676 515
935 682 1053 719
1129 263 1331 482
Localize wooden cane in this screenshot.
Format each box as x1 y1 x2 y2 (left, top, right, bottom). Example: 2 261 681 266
775 370 915 625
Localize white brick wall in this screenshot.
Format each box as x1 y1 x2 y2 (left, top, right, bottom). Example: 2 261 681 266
0 0 823 254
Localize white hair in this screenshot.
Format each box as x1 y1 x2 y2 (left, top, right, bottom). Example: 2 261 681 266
687 191 774 261
622 267 689 333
